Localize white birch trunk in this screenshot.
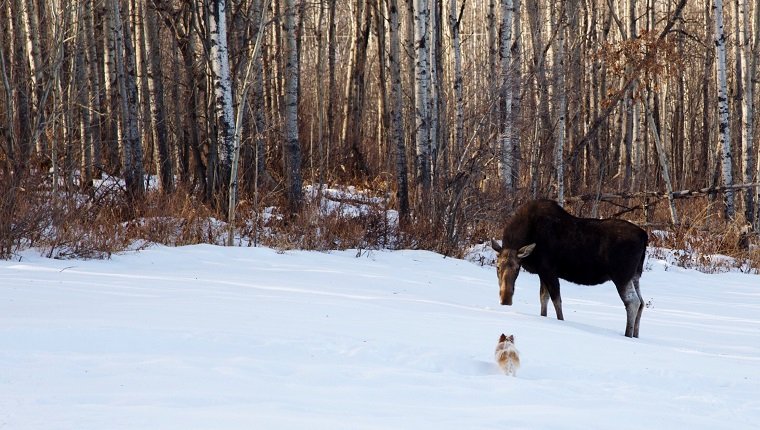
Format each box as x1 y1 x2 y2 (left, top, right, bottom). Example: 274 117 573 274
210 0 235 185
499 0 514 189
414 0 431 192
713 0 735 219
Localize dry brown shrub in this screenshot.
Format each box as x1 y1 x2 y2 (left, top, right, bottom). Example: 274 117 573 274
3 167 759 275
125 184 223 247
253 191 397 252
0 172 50 258
645 198 759 273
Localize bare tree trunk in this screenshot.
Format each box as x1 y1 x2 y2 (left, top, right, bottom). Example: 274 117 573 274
171 36 189 184
144 0 173 193
739 0 754 224
510 0 523 185
23 0 46 157
645 95 678 225
133 0 152 186
104 0 123 174
405 0 415 161
252 0 269 191
499 0 515 189
313 0 326 191
414 0 431 194
227 0 270 245
75 2 94 190
340 0 372 176
1 1 15 174
713 0 735 219
376 0 390 173
210 0 235 206
111 0 144 200
555 5 566 205
388 0 409 219
732 0 743 197
429 0 439 179
11 0 32 173
487 0 498 88
283 0 302 211
84 0 103 178
430 0 446 181
527 0 551 186
701 0 713 190
182 2 205 192
449 0 464 163
326 0 336 178
753 0 760 230
620 0 637 189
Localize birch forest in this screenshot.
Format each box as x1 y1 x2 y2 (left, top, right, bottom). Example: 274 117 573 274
1 0 760 257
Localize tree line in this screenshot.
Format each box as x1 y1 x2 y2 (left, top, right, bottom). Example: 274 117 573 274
1 0 759 248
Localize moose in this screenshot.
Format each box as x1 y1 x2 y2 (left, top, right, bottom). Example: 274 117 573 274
491 199 648 338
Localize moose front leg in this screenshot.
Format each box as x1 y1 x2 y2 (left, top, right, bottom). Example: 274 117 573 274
540 276 563 320
539 283 550 317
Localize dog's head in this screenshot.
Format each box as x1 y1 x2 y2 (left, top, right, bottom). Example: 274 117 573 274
498 333 515 343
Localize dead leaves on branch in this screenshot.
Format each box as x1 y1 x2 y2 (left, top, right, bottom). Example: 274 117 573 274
595 29 685 107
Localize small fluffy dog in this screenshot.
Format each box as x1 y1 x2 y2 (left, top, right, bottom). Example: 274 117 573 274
494 333 520 376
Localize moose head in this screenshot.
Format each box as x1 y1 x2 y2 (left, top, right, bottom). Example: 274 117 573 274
490 240 536 306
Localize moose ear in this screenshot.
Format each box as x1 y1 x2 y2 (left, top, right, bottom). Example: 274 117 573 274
490 239 502 253
517 243 536 258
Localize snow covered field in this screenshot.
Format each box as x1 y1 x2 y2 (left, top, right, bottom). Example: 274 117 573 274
1 245 759 429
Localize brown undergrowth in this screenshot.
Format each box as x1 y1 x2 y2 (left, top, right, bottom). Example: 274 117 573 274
1 176 758 274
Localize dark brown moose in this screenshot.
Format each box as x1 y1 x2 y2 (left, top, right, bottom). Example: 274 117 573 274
491 200 648 338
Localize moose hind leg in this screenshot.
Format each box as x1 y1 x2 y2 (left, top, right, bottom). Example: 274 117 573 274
632 275 644 338
617 278 643 338
551 291 564 321
542 277 563 320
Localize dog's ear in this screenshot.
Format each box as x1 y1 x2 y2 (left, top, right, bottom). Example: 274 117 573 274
499 333 507 342
508 335 514 342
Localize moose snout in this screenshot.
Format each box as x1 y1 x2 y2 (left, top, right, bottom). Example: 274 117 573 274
500 297 513 306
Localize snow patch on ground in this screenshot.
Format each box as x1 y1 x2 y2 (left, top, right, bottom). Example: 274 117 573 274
1 245 759 429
